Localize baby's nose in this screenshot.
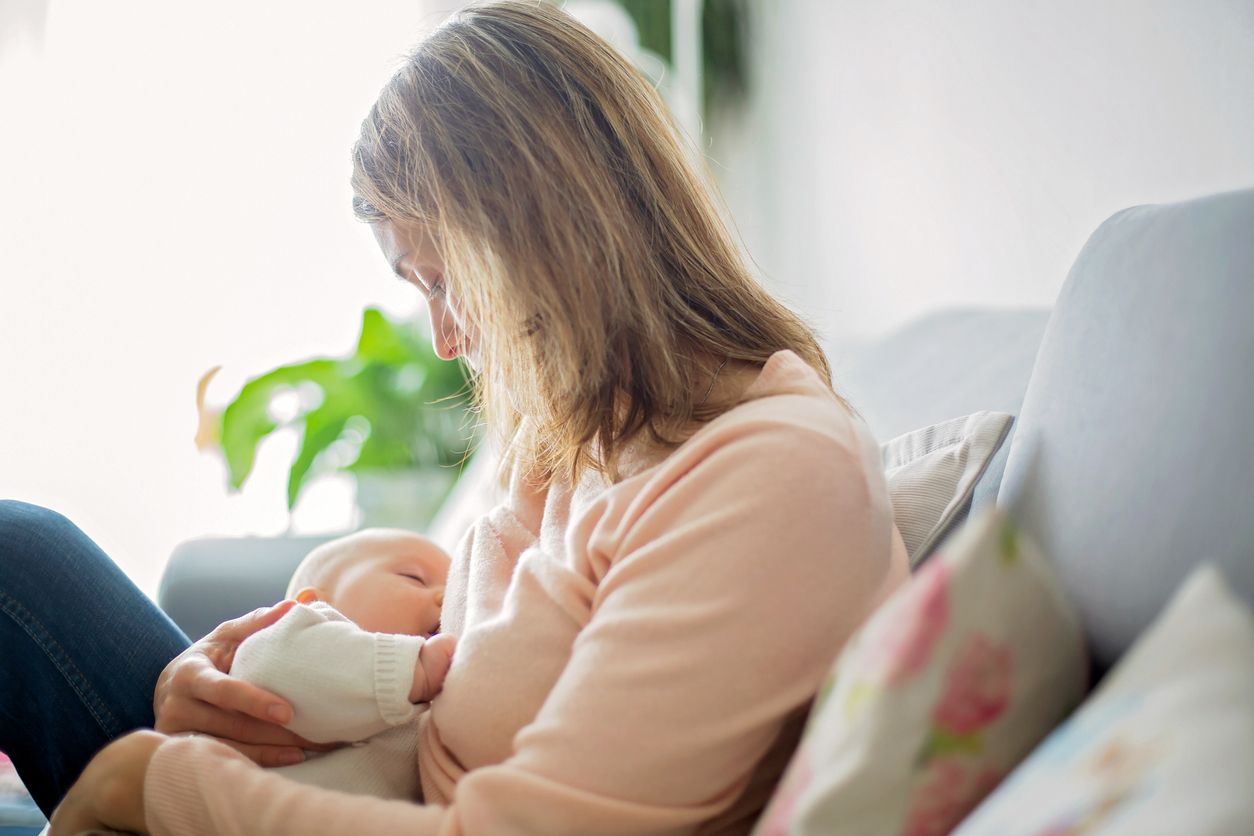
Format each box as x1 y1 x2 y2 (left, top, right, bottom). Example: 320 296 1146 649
434 587 444 607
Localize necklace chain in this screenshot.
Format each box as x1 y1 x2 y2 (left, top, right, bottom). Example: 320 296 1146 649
698 358 729 407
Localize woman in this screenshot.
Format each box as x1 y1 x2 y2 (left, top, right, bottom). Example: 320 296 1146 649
1 2 909 833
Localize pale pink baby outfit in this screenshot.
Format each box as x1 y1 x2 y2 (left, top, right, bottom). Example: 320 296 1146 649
145 350 910 835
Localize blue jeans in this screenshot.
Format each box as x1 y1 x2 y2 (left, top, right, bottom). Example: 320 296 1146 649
0 500 190 818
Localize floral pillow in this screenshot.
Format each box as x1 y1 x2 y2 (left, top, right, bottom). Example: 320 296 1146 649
953 564 1254 835
754 507 1088 836
0 751 46 832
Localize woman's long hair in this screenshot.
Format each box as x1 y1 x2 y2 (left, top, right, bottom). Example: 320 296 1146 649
351 0 837 487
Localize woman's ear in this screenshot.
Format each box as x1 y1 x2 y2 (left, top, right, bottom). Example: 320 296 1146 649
293 586 321 604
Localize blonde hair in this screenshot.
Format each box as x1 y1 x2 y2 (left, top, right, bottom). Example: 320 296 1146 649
351 0 837 487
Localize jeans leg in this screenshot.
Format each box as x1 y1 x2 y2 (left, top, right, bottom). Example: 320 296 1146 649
0 500 190 817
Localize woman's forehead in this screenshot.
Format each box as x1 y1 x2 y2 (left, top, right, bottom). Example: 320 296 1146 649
372 219 444 276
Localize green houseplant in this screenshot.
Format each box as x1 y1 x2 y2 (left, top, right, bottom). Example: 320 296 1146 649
613 0 750 122
197 307 478 528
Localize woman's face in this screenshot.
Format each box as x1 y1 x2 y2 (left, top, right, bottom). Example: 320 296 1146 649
372 220 480 370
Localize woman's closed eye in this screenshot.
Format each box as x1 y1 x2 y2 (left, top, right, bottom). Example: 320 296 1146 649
410 270 445 300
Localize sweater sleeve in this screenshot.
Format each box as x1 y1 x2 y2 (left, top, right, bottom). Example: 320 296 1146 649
229 602 427 743
145 418 905 835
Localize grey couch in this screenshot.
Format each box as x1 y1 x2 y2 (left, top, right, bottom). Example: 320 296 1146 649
156 187 1254 818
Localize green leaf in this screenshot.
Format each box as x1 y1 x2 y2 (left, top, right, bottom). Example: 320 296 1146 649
219 398 276 491
355 307 411 365
917 727 984 766
347 428 416 472
286 407 353 511
999 523 1021 566
219 359 344 490
215 306 481 509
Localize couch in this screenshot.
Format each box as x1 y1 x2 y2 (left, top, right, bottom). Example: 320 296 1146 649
30 187 1252 833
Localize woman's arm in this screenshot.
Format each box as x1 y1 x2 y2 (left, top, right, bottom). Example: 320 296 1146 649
130 419 905 836
48 730 165 835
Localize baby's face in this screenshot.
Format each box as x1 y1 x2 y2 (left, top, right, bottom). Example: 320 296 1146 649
302 531 450 637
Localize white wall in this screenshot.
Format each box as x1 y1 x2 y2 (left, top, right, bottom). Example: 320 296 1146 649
710 0 1254 348
0 1 454 596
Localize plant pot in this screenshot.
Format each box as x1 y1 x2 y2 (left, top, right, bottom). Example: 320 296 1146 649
353 468 457 531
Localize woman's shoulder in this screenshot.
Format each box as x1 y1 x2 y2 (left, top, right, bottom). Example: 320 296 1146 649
586 349 897 579
742 348 832 399
615 350 879 493
712 349 868 452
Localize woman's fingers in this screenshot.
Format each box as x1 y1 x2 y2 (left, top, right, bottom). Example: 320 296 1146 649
159 696 311 748
188 662 294 725
150 602 351 763
210 736 311 768
210 599 297 644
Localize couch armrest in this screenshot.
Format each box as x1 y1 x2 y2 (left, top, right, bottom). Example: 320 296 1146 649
157 535 335 641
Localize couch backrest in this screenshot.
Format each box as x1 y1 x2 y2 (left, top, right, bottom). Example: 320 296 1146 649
832 308 1050 444
998 187 1254 674
832 307 1051 536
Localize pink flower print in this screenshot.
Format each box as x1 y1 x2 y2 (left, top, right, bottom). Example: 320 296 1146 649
757 747 813 836
904 758 966 836
902 757 1002 836
866 558 951 686
932 633 1012 735
903 758 1004 836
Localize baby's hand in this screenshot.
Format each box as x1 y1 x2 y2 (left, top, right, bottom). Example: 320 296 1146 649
410 633 456 703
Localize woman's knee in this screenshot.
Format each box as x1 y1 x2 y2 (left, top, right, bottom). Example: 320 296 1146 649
0 499 77 539
0 500 90 576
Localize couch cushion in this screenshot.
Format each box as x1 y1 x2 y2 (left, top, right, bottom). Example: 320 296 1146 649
998 188 1254 673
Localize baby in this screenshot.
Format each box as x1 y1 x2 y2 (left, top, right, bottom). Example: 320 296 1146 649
229 528 455 800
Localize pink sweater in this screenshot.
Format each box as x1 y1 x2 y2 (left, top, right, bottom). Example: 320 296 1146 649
145 350 910 835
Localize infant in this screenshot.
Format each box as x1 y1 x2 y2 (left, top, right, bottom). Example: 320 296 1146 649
229 528 455 800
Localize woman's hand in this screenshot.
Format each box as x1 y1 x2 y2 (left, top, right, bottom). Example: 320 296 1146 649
49 729 164 835
153 601 332 766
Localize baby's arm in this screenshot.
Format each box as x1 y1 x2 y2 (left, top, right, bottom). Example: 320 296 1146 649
231 602 438 744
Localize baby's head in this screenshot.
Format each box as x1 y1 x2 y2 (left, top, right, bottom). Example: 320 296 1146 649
286 529 450 637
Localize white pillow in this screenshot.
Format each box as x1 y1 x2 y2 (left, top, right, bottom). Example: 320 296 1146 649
881 412 1013 567
953 564 1254 835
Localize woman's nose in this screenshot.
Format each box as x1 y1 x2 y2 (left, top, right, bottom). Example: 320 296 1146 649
427 300 462 361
